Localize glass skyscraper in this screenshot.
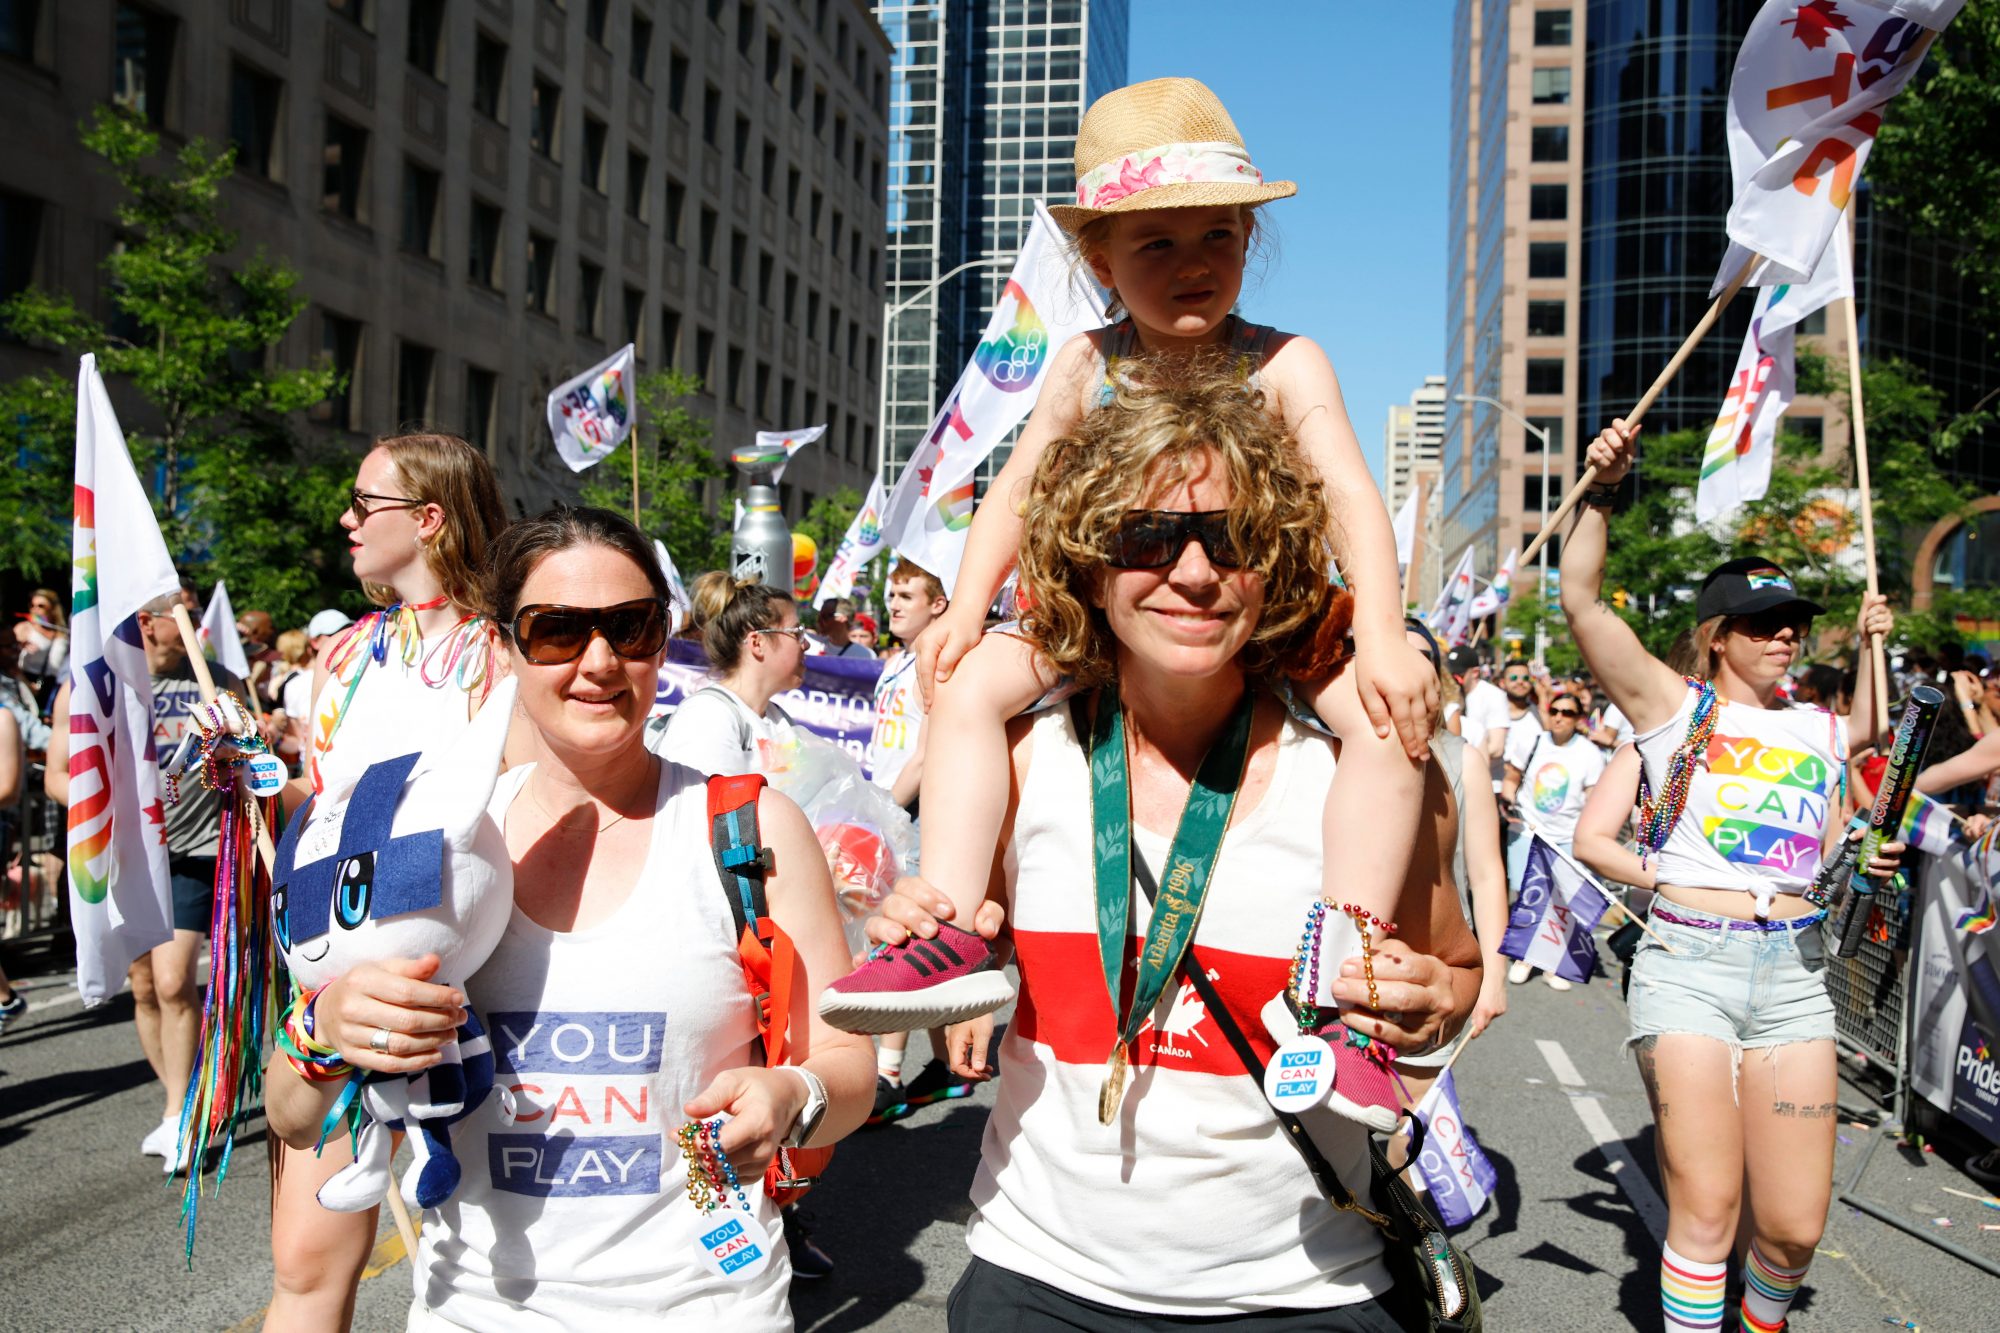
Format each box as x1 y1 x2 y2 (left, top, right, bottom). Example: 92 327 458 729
875 0 1129 482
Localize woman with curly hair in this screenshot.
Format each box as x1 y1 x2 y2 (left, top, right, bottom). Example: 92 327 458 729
866 364 1482 1327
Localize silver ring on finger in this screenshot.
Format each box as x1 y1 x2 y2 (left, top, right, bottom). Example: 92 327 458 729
370 1026 394 1053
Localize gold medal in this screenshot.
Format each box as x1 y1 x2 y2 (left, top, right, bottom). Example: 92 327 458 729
1098 1040 1130 1125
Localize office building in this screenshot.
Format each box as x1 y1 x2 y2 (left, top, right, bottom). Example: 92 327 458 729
1385 374 1447 516
1441 0 1906 574
0 0 886 515
876 0 1128 481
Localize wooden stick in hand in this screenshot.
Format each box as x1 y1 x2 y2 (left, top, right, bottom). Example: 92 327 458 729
1520 252 1762 566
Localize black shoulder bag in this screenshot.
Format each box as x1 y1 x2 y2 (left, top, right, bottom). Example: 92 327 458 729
1134 856 1481 1332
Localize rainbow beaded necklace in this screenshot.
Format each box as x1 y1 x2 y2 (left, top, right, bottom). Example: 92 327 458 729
1634 676 1720 866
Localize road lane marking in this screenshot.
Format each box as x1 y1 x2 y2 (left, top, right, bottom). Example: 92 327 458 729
1536 1038 1668 1242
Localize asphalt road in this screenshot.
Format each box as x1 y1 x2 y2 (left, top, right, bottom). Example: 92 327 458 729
3 957 1998 1331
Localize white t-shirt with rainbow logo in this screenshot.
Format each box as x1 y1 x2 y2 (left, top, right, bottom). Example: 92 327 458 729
1504 727 1607 845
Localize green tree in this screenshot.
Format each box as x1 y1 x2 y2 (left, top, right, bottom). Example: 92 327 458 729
1871 6 2000 339
0 108 352 625
578 368 731 575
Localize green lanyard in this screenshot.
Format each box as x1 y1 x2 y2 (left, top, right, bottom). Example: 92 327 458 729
1084 682 1256 1124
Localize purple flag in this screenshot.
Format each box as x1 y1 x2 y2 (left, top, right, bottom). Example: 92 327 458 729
1500 833 1610 984
1412 1070 1499 1228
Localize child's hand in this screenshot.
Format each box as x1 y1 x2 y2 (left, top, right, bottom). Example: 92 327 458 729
1353 637 1438 759
913 607 986 708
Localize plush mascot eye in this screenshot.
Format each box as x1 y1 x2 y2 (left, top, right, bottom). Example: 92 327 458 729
335 852 376 930
273 882 292 952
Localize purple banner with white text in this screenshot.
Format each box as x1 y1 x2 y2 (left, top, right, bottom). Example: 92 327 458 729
653 639 883 777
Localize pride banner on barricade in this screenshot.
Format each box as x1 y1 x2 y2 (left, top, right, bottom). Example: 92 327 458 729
652 639 883 776
1500 834 1610 984
1910 830 2000 1145
1412 1070 1499 1228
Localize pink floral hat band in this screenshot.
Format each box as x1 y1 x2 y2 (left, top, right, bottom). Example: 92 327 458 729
1074 140 1265 210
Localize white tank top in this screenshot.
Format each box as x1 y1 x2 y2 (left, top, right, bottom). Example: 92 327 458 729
1634 686 1847 915
966 703 1390 1315
410 760 792 1331
307 612 498 797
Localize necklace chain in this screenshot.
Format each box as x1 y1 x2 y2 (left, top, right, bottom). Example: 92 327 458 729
526 771 649 833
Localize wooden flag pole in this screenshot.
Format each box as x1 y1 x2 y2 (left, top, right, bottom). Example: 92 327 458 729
169 605 278 874
1602 891 1677 954
1519 252 1763 567
1842 289 1892 738
629 432 642 529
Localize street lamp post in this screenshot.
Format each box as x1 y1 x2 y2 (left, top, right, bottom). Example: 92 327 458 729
1454 393 1553 668
874 254 1019 483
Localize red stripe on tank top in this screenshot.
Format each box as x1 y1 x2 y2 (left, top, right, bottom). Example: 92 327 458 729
1010 929 1292 1077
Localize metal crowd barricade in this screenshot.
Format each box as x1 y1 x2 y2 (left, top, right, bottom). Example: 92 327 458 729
2 761 65 941
1823 874 1913 1082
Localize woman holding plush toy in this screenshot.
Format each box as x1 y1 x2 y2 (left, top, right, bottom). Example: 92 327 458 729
267 506 873 1329
267 432 510 1331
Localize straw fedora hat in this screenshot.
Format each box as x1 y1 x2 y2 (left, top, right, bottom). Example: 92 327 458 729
1047 77 1296 234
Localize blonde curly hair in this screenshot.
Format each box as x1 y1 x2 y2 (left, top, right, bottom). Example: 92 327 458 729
1017 354 1349 688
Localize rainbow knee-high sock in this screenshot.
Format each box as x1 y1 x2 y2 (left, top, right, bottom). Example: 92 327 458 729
1739 1243 1808 1331
1661 1244 1728 1331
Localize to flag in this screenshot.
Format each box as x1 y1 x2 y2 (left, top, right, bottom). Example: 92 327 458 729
200 580 251 681
1392 488 1418 571
68 355 181 1005
1712 0 1964 295
733 424 826 483
816 472 890 608
652 540 691 633
1468 547 1518 621
1411 1070 1499 1228
1500 834 1611 984
546 343 636 472
881 202 1106 596
1896 788 1958 857
1428 546 1477 647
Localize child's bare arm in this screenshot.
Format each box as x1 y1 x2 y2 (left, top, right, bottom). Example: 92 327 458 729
920 333 1099 694
1269 338 1437 756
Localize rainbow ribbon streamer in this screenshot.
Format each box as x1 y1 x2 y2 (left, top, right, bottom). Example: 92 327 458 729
1956 894 1997 936
174 781 277 1265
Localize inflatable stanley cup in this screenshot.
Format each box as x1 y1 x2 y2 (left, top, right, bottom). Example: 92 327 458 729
730 449 792 587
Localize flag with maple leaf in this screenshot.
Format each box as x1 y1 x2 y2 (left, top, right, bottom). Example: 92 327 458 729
1711 0 1965 294
67 355 181 1005
878 202 1106 597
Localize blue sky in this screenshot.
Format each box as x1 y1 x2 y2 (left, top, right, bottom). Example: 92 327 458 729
1128 1 1452 491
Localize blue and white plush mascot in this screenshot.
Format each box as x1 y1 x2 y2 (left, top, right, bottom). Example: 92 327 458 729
273 677 517 1211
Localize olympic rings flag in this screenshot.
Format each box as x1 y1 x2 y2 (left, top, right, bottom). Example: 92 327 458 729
881 202 1107 598
546 342 636 472
68 355 182 1004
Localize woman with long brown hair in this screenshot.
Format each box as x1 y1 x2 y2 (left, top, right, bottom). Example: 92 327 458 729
268 432 509 1330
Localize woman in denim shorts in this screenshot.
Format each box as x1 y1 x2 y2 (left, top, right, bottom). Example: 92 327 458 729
1557 422 1903 1333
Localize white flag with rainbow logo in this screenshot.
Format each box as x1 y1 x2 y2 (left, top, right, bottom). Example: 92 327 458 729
734 424 826 483
816 472 890 608
546 343 636 472
883 202 1107 597
68 355 182 1004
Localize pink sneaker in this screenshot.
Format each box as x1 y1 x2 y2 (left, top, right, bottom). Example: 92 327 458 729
817 923 1015 1034
1260 993 1401 1133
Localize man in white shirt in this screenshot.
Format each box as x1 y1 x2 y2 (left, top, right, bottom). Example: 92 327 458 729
1499 693 1605 990
864 560 971 1119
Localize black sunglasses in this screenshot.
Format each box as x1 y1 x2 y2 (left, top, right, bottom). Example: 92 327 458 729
510 598 670 665
350 488 423 522
1106 510 1242 570
1548 706 1584 718
1730 607 1814 640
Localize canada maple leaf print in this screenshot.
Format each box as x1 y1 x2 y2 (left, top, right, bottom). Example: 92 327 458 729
1784 0 1854 51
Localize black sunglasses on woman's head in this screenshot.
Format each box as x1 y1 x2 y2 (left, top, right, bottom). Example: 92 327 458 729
510 598 670 664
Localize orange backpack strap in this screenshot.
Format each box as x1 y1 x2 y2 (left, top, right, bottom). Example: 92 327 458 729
705 773 792 1065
